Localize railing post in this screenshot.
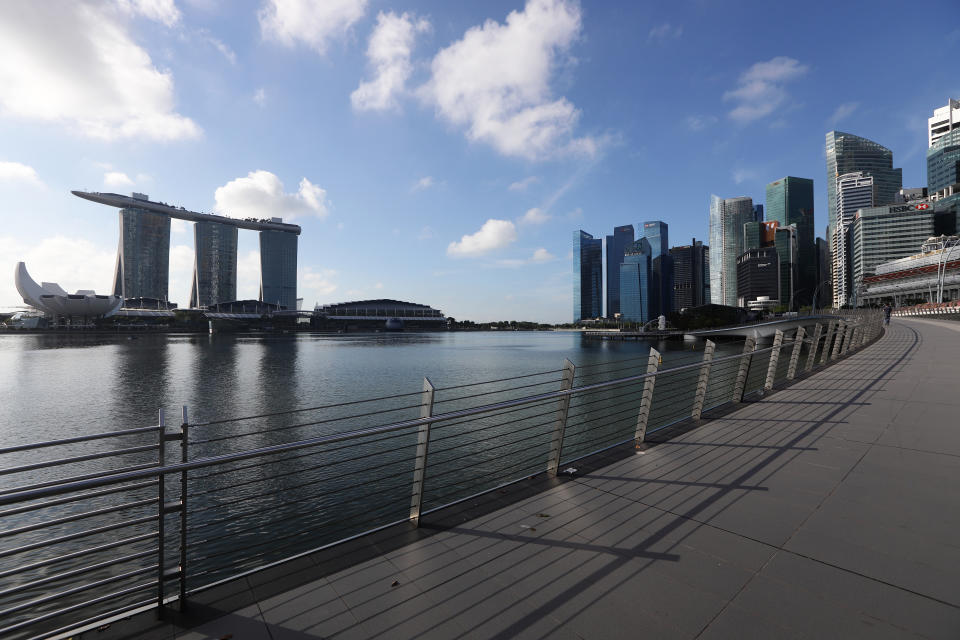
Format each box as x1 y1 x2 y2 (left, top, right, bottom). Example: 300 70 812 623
732 337 757 403
841 323 854 355
691 340 715 420
409 377 434 526
156 409 165 616
787 327 805 380
806 323 822 371
179 405 189 611
764 330 784 391
634 348 661 446
821 321 836 364
831 320 845 360
548 359 576 476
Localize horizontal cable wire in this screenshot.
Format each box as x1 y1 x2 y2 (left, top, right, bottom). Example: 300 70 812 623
0 514 158 560
0 444 159 477
0 532 157 581
432 368 565 392
0 480 157 518
432 377 564 406
0 548 155 599
0 426 160 456
0 496 158 539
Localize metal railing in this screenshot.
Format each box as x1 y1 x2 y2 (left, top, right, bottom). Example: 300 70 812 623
0 310 884 639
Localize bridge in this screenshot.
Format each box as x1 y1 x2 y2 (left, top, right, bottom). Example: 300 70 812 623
3 313 959 639
585 314 839 340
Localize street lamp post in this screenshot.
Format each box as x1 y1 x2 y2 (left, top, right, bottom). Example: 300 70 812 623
936 237 960 303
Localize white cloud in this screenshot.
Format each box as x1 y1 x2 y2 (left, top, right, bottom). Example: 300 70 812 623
531 248 554 262
519 207 550 225
508 176 539 191
253 88 267 106
171 219 189 234
237 250 261 299
647 23 682 42
214 170 329 221
374 282 383 289
300 266 338 302
723 56 809 123
419 0 596 160
0 162 42 187
0 235 115 307
351 11 429 112
117 0 182 27
828 101 859 125
447 219 517 257
198 29 236 64
411 176 435 192
0 3 200 141
104 171 135 189
168 243 194 304
732 167 758 185
685 114 718 131
259 0 368 54
418 225 435 240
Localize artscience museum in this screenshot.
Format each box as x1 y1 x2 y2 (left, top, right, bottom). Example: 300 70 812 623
14 262 122 323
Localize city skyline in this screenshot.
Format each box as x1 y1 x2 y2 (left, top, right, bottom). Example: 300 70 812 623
0 0 956 323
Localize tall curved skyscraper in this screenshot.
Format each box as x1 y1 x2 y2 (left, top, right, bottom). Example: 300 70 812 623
709 195 756 307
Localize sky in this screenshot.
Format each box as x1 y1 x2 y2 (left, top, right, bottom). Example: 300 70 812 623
1 0 958 323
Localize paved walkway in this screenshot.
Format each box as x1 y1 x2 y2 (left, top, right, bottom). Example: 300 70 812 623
106 319 960 639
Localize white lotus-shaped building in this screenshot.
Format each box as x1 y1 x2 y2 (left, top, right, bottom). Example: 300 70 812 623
14 262 122 318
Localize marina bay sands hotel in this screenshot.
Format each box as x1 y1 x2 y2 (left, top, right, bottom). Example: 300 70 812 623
73 191 301 310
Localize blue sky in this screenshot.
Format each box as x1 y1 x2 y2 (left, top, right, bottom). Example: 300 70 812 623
1 0 957 322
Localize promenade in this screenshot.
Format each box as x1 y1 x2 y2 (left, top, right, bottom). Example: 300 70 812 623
105 318 960 639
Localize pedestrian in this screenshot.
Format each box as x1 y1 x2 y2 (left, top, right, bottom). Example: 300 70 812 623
883 304 891 325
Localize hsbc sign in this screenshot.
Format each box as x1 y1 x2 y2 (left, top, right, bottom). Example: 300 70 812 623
890 203 932 213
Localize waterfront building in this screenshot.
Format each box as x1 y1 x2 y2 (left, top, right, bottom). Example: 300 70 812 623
260 229 298 310
113 197 170 301
815 236 832 309
605 225 635 318
314 299 445 330
862 235 960 306
642 221 673 317
774 224 799 309
928 98 960 148
573 230 603 322
190 221 238 308
709 195 758 307
620 239 652 323
14 262 122 322
670 239 709 310
736 247 779 308
927 128 960 194
766 177 814 305
851 201 937 305
825 132 902 303
834 172 877 306
73 191 302 309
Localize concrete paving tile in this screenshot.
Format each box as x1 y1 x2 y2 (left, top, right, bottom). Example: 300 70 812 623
174 605 271 640
698 603 806 640
257 578 366 639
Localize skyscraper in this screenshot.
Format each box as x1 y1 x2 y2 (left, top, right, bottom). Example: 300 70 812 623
573 230 602 322
834 172 876 306
766 177 814 306
670 239 709 311
190 221 238 308
112 203 170 301
642 221 673 317
605 224 634 318
927 128 960 194
774 224 798 309
815 236 831 310
709 195 757 307
260 230 298 310
619 238 651 323
928 98 960 148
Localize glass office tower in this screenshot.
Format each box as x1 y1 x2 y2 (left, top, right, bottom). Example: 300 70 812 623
620 238 652 323
709 195 757 307
766 177 814 306
190 221 238 308
605 225 635 318
112 207 170 301
259 230 298 310
573 230 602 322
642 221 672 317
670 239 709 311
927 128 960 194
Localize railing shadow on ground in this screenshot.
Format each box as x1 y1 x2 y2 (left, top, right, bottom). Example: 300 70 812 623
0 308 877 637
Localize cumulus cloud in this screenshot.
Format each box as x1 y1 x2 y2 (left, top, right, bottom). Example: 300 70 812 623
411 176 435 192
419 0 596 160
494 247 556 268
531 248 555 262
647 23 682 42
259 0 368 54
0 162 43 187
447 219 517 257
300 266 338 301
508 176 539 191
104 172 135 189
214 170 329 221
0 2 200 141
723 56 809 123
351 11 429 112
828 101 859 125
253 88 267 106
117 0 182 26
519 207 550 225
